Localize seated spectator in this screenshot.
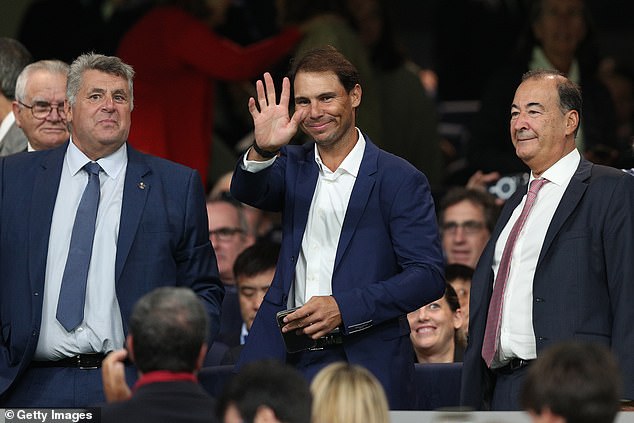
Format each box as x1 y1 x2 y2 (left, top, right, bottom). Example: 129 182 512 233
311 362 390 423
521 341 621 423
345 0 444 191
467 0 620 176
13 60 69 151
408 283 464 363
445 263 474 348
221 240 280 364
599 57 634 168
207 197 254 347
208 172 281 243
217 359 311 423
100 286 219 423
0 37 31 156
438 187 499 268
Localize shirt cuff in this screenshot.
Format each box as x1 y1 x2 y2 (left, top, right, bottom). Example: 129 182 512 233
241 147 277 173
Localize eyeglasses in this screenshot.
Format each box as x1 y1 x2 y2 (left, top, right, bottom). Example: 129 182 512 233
209 227 245 241
441 220 485 235
18 101 66 119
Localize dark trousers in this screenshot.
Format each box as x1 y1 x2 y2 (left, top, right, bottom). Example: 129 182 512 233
1 364 138 408
286 345 348 383
491 366 530 411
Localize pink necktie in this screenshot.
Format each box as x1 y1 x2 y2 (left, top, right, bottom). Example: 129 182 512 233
482 178 549 367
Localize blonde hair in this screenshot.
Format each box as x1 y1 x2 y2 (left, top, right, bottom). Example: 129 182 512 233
310 362 390 423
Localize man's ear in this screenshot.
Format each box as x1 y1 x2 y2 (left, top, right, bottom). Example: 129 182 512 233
125 334 135 363
12 102 23 128
565 109 579 137
253 405 280 423
350 84 362 108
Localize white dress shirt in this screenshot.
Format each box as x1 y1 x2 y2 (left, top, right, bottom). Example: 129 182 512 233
35 140 127 360
491 149 580 367
242 129 366 307
0 112 16 147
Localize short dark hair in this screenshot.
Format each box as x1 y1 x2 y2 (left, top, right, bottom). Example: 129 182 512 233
445 263 474 285
129 287 208 373
290 45 360 93
521 341 621 423
233 240 280 282
438 187 500 233
522 69 583 136
217 359 312 423
0 37 32 100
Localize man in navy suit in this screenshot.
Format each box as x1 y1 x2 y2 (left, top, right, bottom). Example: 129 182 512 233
230 46 445 409
461 69 634 410
0 53 223 407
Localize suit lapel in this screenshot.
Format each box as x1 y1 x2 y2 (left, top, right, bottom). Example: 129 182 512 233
29 146 66 289
538 159 591 264
333 141 378 272
292 146 318 288
115 146 150 282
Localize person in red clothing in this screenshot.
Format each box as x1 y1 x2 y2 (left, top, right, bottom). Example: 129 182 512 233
116 0 304 187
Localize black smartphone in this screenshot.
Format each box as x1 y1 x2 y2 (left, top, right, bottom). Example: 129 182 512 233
276 308 317 353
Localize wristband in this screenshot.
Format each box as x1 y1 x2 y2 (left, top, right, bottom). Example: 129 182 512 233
252 140 280 159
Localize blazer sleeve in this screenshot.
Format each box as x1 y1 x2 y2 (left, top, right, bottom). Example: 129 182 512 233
335 168 446 332
179 169 225 342
604 172 634 399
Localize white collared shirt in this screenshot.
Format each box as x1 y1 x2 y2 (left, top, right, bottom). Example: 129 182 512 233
292 132 365 306
242 129 366 307
0 112 16 147
492 149 580 367
35 140 127 359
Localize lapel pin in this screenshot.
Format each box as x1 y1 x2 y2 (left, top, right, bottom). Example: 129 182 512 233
138 181 146 190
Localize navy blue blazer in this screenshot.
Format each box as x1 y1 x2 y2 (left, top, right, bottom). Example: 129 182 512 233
230 137 445 409
0 142 224 398
461 159 634 409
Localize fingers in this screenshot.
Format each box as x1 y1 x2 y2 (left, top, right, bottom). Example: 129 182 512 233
279 76 291 109
254 73 289 110
264 72 277 106
102 349 132 403
248 97 258 118
256 78 267 111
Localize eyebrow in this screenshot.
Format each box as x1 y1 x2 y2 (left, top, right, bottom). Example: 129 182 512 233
511 102 544 110
294 91 338 102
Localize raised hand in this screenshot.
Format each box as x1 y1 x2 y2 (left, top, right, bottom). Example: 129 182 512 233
247 73 307 159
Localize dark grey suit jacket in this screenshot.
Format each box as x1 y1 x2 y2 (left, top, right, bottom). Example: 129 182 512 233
461 159 634 409
0 122 27 156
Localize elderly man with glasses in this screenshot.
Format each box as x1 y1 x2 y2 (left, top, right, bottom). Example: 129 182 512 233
13 60 70 151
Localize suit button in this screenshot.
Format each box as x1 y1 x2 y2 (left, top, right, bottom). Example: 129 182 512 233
33 292 39 296
535 297 544 302
32 330 37 337
290 256 295 262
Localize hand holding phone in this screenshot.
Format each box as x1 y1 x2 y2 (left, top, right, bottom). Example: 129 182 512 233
276 307 317 353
